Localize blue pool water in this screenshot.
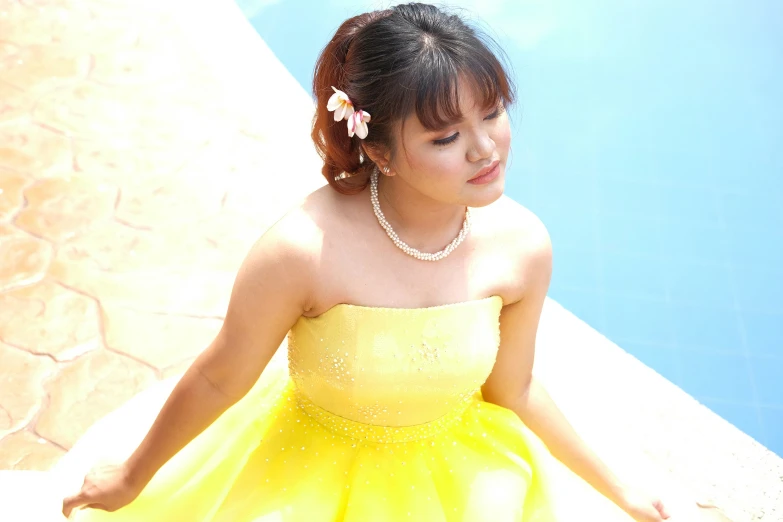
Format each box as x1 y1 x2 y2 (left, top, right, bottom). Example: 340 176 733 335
238 0 783 455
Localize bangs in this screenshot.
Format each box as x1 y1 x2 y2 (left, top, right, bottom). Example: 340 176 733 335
406 39 515 131
312 2 517 194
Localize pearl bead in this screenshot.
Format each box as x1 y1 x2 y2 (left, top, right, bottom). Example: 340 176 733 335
370 169 470 261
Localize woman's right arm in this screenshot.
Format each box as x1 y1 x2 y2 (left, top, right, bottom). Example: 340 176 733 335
62 214 317 516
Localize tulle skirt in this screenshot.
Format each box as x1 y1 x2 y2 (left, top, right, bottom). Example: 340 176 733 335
59 354 632 521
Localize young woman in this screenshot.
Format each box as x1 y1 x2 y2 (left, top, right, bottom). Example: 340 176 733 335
61 3 728 521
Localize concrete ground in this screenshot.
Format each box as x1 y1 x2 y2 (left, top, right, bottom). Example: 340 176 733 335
0 0 780 520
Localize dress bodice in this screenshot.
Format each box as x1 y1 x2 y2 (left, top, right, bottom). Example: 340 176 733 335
287 296 503 428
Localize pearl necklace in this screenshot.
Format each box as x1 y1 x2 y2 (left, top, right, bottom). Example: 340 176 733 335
370 169 471 261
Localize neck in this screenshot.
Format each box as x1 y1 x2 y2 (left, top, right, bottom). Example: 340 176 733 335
373 173 468 253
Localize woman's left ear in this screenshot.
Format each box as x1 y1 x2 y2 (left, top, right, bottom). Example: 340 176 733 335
363 145 394 176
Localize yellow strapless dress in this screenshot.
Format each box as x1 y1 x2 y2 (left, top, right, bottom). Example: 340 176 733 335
69 296 631 521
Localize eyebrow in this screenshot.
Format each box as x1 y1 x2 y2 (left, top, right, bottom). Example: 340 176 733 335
428 117 464 132
426 104 501 132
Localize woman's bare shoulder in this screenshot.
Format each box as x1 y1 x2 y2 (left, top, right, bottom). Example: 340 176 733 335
259 184 347 254
475 195 551 256
237 187 334 287
240 185 360 308
477 195 553 302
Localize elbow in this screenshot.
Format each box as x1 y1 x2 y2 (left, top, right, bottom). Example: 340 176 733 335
481 379 533 414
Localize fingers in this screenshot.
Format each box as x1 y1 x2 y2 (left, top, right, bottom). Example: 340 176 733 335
62 492 87 518
63 495 111 518
654 498 671 519
696 501 734 522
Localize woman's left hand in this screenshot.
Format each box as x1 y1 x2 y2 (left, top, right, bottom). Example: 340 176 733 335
618 487 671 522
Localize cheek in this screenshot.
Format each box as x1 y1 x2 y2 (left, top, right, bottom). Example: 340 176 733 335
410 146 460 176
494 121 512 156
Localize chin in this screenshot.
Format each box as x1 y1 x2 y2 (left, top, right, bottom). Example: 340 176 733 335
465 174 505 208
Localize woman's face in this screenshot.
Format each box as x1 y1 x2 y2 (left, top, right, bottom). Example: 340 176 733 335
388 77 512 208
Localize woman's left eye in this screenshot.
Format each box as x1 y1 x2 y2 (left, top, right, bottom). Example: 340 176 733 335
486 103 507 119
432 108 502 146
485 108 500 120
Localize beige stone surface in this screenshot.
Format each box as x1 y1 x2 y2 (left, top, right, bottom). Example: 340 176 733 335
0 1 94 49
49 261 236 316
0 43 92 92
0 82 37 123
0 170 28 220
0 0 322 485
0 430 65 471
0 224 53 290
15 176 118 242
0 0 778 521
101 304 222 370
0 342 56 439
54 220 186 271
71 138 197 182
0 120 73 177
0 279 101 360
115 174 225 229
36 349 157 450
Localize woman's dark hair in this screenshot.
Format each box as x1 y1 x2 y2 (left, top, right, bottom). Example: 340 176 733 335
311 2 515 194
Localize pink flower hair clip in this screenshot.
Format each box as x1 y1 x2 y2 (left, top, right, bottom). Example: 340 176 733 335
327 86 371 139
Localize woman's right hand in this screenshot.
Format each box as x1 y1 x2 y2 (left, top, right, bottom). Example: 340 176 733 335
61 463 144 519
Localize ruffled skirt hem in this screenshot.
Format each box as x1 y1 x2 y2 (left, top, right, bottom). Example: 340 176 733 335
54 353 633 521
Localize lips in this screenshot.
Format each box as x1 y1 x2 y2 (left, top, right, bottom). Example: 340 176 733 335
469 160 500 181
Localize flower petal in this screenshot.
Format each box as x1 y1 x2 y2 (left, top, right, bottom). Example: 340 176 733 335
327 87 354 118
347 114 356 137
327 92 341 112
360 111 371 123
331 87 349 102
355 119 369 139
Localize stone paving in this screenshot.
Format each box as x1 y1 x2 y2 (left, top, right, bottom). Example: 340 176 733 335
0 0 323 472
0 0 781 521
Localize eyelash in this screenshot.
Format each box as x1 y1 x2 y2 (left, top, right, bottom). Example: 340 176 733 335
433 108 502 146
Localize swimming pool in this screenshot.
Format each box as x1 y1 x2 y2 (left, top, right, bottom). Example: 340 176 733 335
237 0 783 455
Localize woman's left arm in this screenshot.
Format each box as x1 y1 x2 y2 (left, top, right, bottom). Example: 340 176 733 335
481 225 666 520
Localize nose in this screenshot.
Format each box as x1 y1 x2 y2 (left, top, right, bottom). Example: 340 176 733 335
467 129 496 163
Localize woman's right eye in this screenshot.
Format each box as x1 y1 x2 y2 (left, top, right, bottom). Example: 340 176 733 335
434 133 459 146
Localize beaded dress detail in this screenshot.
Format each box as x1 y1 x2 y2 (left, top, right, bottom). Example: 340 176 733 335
68 296 631 522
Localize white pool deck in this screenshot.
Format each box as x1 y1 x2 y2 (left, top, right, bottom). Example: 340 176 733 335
0 0 780 520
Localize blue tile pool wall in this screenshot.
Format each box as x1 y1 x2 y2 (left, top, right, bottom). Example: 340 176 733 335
535 141 783 451
239 0 783 455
